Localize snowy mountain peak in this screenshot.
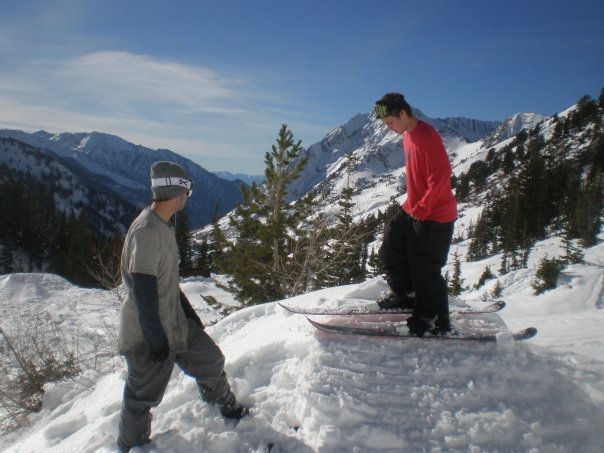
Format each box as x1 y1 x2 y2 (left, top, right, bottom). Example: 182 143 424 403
483 112 546 147
51 130 132 155
286 108 501 217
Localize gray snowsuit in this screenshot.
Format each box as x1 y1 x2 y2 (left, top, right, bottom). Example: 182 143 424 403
117 207 235 450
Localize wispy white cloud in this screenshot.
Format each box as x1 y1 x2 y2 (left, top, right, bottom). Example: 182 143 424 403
0 96 265 171
57 51 248 113
0 50 334 172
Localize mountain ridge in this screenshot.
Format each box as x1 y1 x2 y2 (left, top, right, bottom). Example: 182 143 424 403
0 108 516 232
0 129 244 229
285 109 522 219
0 136 137 236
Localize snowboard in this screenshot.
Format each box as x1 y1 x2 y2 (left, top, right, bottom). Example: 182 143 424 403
307 317 537 342
279 299 505 316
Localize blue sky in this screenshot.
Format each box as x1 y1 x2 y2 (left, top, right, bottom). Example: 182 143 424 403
1 0 602 174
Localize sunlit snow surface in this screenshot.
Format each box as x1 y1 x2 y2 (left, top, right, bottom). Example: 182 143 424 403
1 264 603 452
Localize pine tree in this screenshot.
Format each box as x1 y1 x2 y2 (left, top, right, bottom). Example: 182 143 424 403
491 280 503 298
476 266 494 289
570 95 598 130
576 170 603 248
213 181 272 303
467 194 501 261
552 119 564 140
500 179 523 268
64 212 96 287
560 165 582 235
327 186 365 285
209 208 227 271
448 249 464 296
454 173 471 202
498 251 509 275
175 209 193 270
0 242 15 273
281 205 329 294
532 256 565 294
49 213 71 277
326 152 366 285
561 223 584 265
214 125 310 304
26 181 58 270
591 134 604 173
519 138 550 241
195 239 211 271
501 147 515 174
3 180 26 258
466 160 489 192
366 247 382 278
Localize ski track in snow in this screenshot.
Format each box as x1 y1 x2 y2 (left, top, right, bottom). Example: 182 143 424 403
1 274 604 452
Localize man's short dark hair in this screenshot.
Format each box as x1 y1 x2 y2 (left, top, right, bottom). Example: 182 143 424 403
374 92 413 118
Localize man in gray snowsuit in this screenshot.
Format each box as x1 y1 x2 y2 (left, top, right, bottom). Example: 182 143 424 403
117 161 247 452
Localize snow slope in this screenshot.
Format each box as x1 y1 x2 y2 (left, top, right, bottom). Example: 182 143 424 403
1 261 603 452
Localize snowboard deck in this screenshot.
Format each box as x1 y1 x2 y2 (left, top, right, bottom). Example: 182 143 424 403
279 299 505 316
307 317 537 342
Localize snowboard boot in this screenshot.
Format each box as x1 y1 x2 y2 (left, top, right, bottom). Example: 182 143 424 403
377 291 416 310
117 437 151 453
216 391 250 422
221 402 250 421
406 315 436 337
431 317 454 336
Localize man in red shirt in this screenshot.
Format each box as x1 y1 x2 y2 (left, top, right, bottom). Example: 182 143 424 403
374 93 457 336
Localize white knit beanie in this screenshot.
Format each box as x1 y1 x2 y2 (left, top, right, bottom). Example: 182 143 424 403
150 161 191 200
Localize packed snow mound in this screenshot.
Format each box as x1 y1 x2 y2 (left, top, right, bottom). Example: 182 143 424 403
0 273 119 345
1 275 604 452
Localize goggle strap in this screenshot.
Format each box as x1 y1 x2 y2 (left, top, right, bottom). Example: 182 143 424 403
151 177 192 190
374 104 390 119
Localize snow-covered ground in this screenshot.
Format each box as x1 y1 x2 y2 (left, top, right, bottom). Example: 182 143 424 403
1 234 603 453
5 215 597 451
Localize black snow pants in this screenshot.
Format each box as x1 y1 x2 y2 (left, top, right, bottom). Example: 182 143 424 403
118 319 234 449
379 208 455 330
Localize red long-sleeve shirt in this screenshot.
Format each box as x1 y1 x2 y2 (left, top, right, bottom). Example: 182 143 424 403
401 121 457 222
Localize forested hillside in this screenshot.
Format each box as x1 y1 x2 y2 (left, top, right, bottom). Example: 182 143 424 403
205 91 604 305
457 95 603 272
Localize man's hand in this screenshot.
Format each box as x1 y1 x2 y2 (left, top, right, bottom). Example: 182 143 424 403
149 339 170 362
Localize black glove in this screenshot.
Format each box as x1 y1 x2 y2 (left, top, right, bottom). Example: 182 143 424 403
180 290 203 328
149 338 170 362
